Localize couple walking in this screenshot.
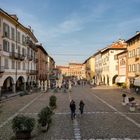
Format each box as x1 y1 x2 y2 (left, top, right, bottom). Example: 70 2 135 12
69 100 85 120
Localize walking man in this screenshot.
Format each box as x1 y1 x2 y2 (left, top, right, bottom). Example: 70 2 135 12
70 100 76 120
79 100 85 115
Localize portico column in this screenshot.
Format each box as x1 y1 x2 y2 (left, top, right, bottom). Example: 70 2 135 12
0 87 2 100
24 82 26 91
12 83 16 93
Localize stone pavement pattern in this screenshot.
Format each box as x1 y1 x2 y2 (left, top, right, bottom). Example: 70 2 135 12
0 86 140 140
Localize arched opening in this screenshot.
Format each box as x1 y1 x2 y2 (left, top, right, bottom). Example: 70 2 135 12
107 75 109 85
2 77 14 94
112 75 118 84
16 76 24 91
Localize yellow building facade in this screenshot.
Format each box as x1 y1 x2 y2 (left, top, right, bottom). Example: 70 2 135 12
84 56 95 81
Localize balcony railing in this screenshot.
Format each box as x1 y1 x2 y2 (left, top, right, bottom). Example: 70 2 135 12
27 55 33 61
10 52 25 61
0 66 5 73
30 70 37 75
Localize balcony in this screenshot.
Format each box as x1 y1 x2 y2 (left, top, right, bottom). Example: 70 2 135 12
135 71 140 76
30 70 37 75
10 52 19 59
10 52 25 61
135 56 139 62
0 66 5 73
19 54 26 61
27 55 33 61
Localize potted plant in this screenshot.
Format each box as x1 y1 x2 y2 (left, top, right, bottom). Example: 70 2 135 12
38 106 53 132
49 95 57 109
12 115 35 139
122 94 127 105
129 97 136 112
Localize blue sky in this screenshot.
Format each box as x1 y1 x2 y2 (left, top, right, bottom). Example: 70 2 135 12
1 0 140 65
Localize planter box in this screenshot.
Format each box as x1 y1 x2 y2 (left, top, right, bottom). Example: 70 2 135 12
129 106 135 112
122 102 126 106
16 131 31 139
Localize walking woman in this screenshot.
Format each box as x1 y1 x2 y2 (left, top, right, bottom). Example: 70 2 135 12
70 100 76 120
79 100 85 115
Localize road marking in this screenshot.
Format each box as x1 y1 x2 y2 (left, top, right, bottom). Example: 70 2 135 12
18 111 140 115
0 93 43 128
91 93 140 128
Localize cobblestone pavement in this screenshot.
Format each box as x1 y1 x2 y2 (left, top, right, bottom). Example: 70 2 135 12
0 86 140 140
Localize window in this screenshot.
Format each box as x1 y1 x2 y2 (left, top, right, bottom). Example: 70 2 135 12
18 45 20 54
17 31 20 43
4 58 9 69
3 23 10 38
132 64 135 72
137 48 140 56
3 39 9 52
22 48 26 56
11 43 15 52
114 55 117 60
23 62 26 70
12 60 15 69
22 35 26 45
18 62 21 70
11 27 15 41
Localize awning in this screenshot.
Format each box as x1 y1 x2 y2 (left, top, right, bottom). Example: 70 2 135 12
134 77 140 86
115 76 126 83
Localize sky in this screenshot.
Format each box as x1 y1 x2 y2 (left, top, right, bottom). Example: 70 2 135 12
1 0 140 65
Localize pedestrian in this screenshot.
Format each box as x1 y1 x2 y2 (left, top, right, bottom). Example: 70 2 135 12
79 100 85 115
70 100 76 120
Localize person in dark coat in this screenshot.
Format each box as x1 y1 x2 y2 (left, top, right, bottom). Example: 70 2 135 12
79 100 85 115
70 100 76 120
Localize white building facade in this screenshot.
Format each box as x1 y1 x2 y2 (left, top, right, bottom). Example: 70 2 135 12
0 9 38 97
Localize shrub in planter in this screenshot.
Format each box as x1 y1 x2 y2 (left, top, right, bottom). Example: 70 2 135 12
122 83 127 89
49 95 57 109
38 106 53 132
12 115 35 139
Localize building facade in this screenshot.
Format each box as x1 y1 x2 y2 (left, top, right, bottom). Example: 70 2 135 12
94 51 102 85
36 44 49 91
126 32 140 89
115 51 127 85
100 40 126 86
83 56 95 81
0 9 38 96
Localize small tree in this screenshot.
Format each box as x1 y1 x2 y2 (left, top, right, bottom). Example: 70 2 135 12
38 106 53 132
49 95 57 109
12 115 35 139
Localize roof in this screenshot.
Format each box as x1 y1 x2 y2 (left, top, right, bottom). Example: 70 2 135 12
126 32 140 43
0 8 38 42
57 66 69 69
83 55 94 64
101 40 126 53
69 63 83 65
36 44 48 56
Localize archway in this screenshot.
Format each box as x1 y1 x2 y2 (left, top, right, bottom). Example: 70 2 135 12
16 76 25 91
112 75 118 84
2 76 14 94
103 76 105 84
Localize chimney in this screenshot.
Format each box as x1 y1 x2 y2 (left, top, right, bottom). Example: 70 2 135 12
10 14 18 21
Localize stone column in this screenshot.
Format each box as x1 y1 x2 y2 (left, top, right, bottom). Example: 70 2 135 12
44 81 47 91
12 83 16 93
0 87 2 100
41 81 43 91
24 82 26 91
